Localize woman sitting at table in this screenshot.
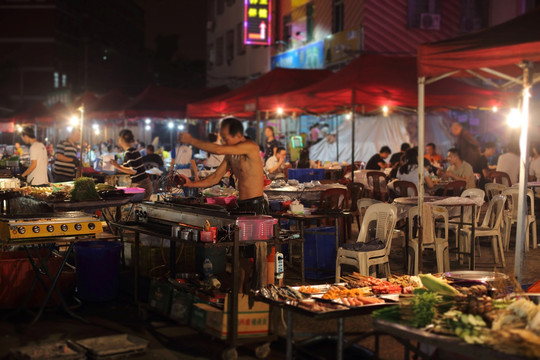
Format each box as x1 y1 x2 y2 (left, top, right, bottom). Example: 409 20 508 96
296 148 319 169
396 147 434 194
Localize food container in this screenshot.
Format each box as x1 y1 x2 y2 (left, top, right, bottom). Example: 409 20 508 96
290 203 304 214
206 195 236 205
236 216 277 241
201 231 213 243
191 229 200 242
180 229 192 241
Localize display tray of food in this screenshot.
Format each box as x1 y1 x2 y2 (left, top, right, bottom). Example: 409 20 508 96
371 273 540 359
21 179 133 207
253 283 398 319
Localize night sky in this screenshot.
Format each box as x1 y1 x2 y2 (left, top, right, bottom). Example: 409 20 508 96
134 0 207 62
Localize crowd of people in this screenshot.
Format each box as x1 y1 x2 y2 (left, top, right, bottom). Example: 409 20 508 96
10 117 536 205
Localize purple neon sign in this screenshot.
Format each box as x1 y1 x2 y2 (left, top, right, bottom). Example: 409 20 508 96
244 0 271 45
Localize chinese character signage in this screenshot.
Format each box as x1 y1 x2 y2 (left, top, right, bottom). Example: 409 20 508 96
244 0 271 45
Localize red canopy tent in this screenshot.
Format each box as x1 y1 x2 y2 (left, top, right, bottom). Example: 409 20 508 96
417 7 540 279
259 55 501 114
186 68 332 118
123 85 229 119
86 89 130 120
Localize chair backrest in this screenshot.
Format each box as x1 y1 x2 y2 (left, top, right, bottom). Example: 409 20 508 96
320 188 349 211
356 161 366 170
501 188 535 220
393 180 418 197
342 163 361 178
461 188 485 224
366 171 388 201
347 182 365 211
480 194 507 229
408 205 449 246
488 171 512 187
442 180 466 196
357 203 397 253
485 183 507 201
357 198 382 224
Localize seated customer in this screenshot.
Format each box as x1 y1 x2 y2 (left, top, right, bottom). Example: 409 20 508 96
142 144 164 170
496 141 520 185
437 148 475 189
396 147 434 194
389 143 410 168
265 147 290 179
366 146 391 170
296 148 318 169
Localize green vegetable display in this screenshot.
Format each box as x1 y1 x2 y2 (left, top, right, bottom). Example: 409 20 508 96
70 177 100 201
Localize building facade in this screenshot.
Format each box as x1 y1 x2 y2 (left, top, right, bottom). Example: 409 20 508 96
206 0 539 86
0 0 146 111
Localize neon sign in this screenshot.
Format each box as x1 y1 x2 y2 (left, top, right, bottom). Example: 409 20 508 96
244 0 271 45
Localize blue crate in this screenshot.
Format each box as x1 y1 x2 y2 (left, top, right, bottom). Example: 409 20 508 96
304 226 338 280
287 168 325 183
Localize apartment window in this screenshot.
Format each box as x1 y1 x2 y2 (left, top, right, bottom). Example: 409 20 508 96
217 0 225 15
407 0 441 28
53 72 59 89
226 29 234 65
208 43 215 70
236 23 246 55
61 74 67 88
461 0 489 33
306 2 314 42
216 37 224 66
332 0 344 34
283 14 292 50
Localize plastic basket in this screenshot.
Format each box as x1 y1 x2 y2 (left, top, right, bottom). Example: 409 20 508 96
236 216 277 241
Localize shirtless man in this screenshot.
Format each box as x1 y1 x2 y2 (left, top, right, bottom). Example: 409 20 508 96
178 117 266 214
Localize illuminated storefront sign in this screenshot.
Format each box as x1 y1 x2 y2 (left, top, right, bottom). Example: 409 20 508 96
244 0 271 45
271 41 324 69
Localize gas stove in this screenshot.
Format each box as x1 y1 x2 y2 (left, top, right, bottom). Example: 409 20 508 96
0 211 103 241
135 200 255 229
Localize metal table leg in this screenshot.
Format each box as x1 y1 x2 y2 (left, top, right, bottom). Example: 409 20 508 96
25 244 84 325
286 310 293 360
470 205 476 270
337 317 344 360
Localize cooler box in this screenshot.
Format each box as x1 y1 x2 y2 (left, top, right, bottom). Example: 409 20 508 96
304 226 338 280
287 168 325 183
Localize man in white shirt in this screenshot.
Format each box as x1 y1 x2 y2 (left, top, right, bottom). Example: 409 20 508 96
21 127 49 186
529 142 540 181
265 147 290 180
496 142 520 185
205 133 225 169
172 142 193 177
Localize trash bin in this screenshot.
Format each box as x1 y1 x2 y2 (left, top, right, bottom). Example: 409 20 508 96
74 241 123 302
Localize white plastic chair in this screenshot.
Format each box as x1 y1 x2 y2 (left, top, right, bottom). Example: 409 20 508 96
335 203 397 281
459 194 507 267
407 206 450 275
485 183 507 201
502 188 537 251
439 188 484 255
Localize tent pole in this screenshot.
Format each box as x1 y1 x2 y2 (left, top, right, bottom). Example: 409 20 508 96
256 110 261 147
351 98 356 184
335 114 339 162
514 61 533 284
418 77 425 273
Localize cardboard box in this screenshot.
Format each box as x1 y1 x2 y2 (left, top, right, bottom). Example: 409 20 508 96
191 303 214 331
205 294 269 339
148 280 172 315
169 288 193 325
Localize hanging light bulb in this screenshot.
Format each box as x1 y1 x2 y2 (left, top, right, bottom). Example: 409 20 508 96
145 125 151 131
382 105 389 116
145 118 151 124
492 106 498 113
345 112 352 120
506 108 522 128
178 124 184 130
70 115 79 126
276 107 284 116
168 121 174 129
